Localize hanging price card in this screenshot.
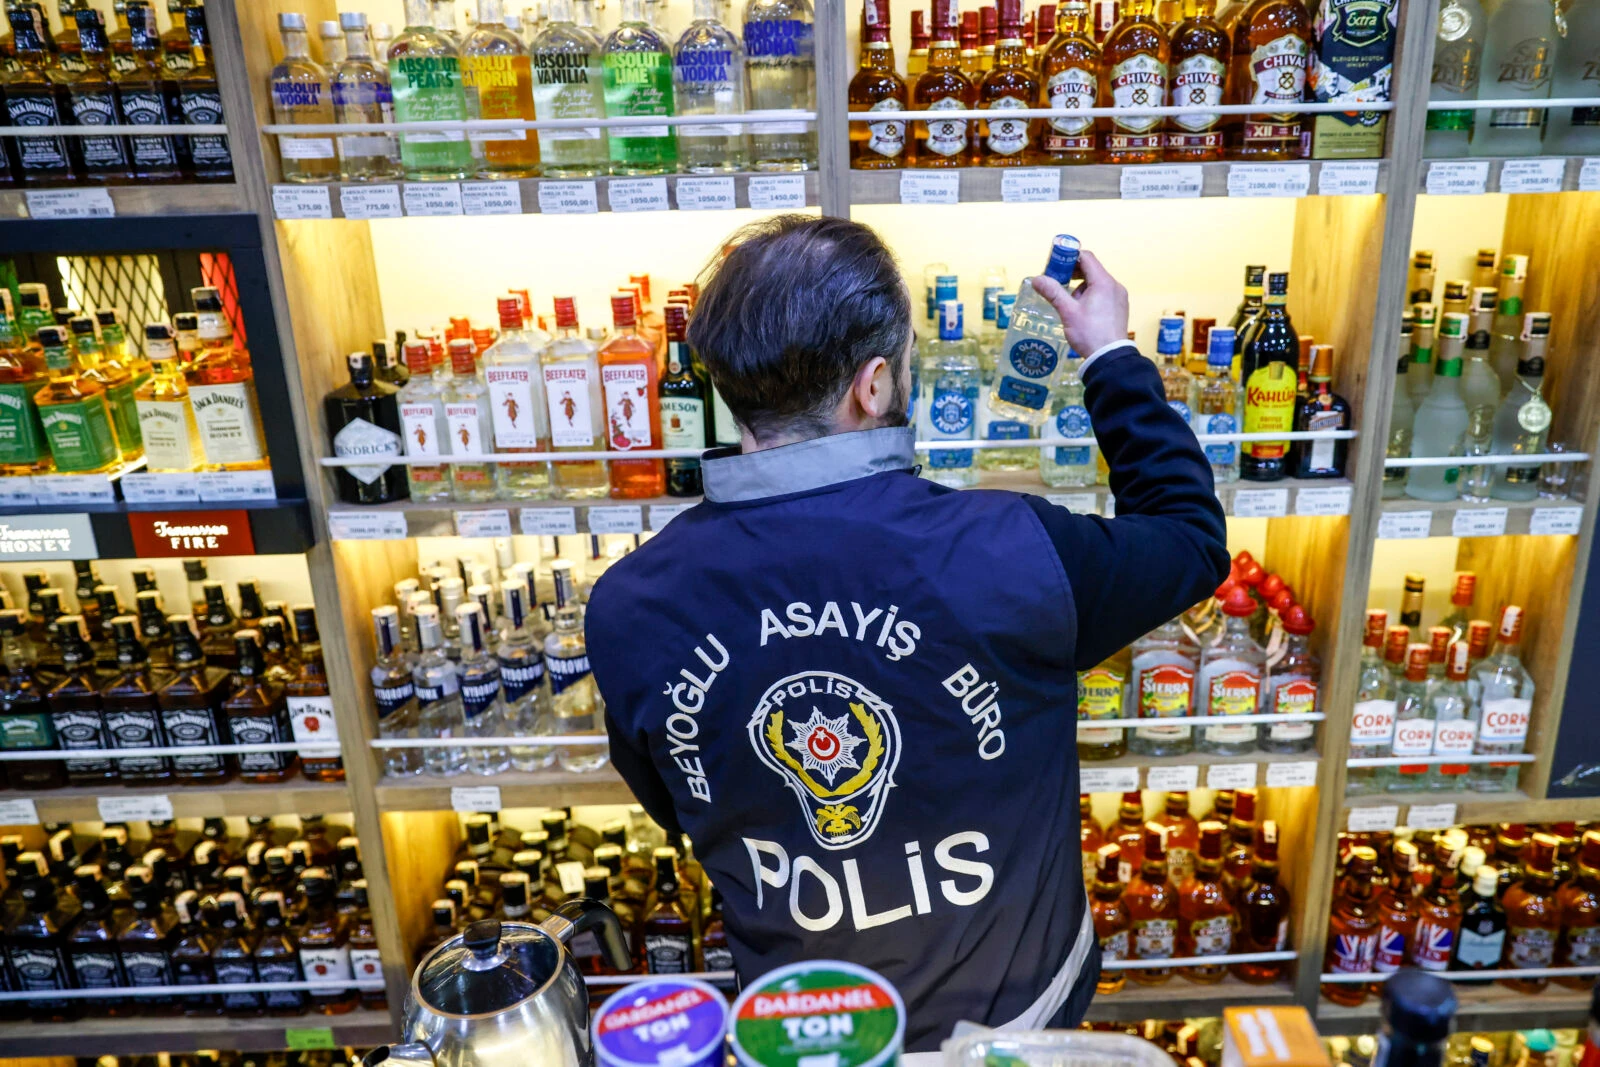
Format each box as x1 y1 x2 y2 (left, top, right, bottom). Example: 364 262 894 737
403 182 464 216
339 184 403 219
1146 764 1200 791
1080 766 1141 793
1265 760 1319 787
451 785 503 813
1045 492 1100 514
0 479 37 507
454 509 513 538
98 794 175 823
587 505 644 534
1406 803 1458 830
196 470 277 502
34 474 115 506
1581 158 1600 191
1207 763 1258 789
328 511 409 541
1377 510 1432 539
461 180 523 215
0 799 39 825
649 503 695 530
1531 506 1584 536
1426 160 1489 196
747 174 806 209
1317 161 1380 196
1228 163 1311 198
1120 164 1204 199
1452 506 1508 538
1348 805 1399 832
608 177 670 212
25 188 115 218
899 171 960 204
1498 157 1565 193
538 180 600 214
1001 168 1061 203
272 184 333 219
1233 487 1289 517
121 472 203 505
520 507 578 536
285 1030 337 1052
1295 485 1352 516
676 176 736 210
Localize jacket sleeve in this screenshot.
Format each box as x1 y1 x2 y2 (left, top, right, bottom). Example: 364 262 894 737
1023 343 1230 669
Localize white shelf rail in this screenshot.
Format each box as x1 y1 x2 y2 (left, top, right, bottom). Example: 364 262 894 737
1076 712 1327 727
0 124 228 136
1320 965 1600 983
1104 950 1298 970
261 113 816 135
0 978 385 1001
0 741 314 761
1384 451 1589 468
1346 753 1537 766
847 102 1397 122
371 735 609 748
1426 97 1600 111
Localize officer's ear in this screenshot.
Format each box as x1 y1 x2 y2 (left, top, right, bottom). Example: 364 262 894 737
849 355 897 423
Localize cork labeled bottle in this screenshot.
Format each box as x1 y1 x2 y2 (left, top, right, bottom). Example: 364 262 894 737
1099 0 1169 163
1090 843 1130 994
1233 819 1290 983
848 0 908 168
1166 0 1228 160
1177 821 1233 982
978 0 1040 164
909 0 976 166
1125 822 1179 984
1501 833 1562 992
1321 845 1381 1005
1037 0 1101 163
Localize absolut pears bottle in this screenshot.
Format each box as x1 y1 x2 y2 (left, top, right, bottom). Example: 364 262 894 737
989 234 1080 424
389 0 475 180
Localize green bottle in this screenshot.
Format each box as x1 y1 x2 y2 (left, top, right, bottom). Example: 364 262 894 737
388 0 475 179
34 327 121 475
0 292 51 474
69 316 143 459
603 0 677 174
15 284 54 344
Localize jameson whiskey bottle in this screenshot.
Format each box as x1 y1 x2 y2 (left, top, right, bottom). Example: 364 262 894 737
1038 1 1100 162
178 4 234 180
660 304 707 497
390 0 475 180
1225 0 1311 158
847 0 907 168
1239 271 1298 481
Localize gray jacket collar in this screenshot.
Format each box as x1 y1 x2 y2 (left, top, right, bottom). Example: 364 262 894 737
701 426 917 503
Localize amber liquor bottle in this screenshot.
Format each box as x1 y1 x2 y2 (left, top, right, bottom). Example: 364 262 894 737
48 615 116 786
171 889 219 1015
1100 0 1169 164
1081 794 1106 884
67 9 134 182
5 852 81 1023
212 891 263 1018
285 606 343 783
1225 0 1310 159
1126 823 1179 984
978 0 1039 164
1156 790 1200 886
0 609 67 790
1091 843 1131 993
1220 787 1257 901
120 864 180 1015
1374 839 1419 979
1037 0 1101 162
909 0 976 167
157 615 231 783
177 3 233 181
299 868 358 1015
701 886 735 995
116 0 184 183
224 630 298 784
1555 830 1600 986
1410 847 1464 973
1111 791 1145 881
1177 821 1233 982
848 0 908 168
200 581 240 669
1502 833 1563 992
1166 0 1228 160
348 879 387 1010
642 847 695 973
102 616 172 783
66 867 128 1016
1321 845 1381 1006
1232 820 1291 983
252 891 306 1016
4 8 76 184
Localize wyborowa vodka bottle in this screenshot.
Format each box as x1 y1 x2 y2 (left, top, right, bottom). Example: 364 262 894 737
990 234 1081 423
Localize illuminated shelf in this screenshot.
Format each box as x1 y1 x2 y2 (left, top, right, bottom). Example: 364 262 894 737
0 183 246 221
4 779 351 824
375 766 636 810
1314 982 1591 1035
0 1007 395 1055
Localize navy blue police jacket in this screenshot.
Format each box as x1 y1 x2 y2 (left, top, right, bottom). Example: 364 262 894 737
586 342 1228 1051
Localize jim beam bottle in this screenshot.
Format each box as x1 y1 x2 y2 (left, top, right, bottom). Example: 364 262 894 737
285 606 343 782
1226 0 1311 159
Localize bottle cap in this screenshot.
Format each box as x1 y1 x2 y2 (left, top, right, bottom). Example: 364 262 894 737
553 296 579 330
1310 344 1334 379
1157 317 1184 356
1404 642 1430 681
1165 790 1188 812
1522 312 1552 342
1258 573 1284 600
1412 302 1437 328
280 11 306 29
1364 609 1388 647
1380 969 1458 1043
1384 625 1410 663
497 295 524 330
449 338 477 374
1043 235 1081 286
1142 822 1167 860
1233 788 1256 823
1095 843 1120 883
403 340 431 374
340 11 368 29
611 292 638 328
1220 585 1256 618
1282 605 1313 635
1428 626 1450 662
1446 640 1469 681
1197 821 1224 861
1498 605 1524 643
1269 587 1294 614
1451 572 1476 606
938 300 963 341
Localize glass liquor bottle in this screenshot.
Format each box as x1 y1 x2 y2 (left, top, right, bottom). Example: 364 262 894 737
598 293 664 497
298 869 357 1014
1555 830 1600 984
102 616 170 783
1177 821 1233 982
1193 326 1240 482
1425 639 1475 791
1233 820 1290 983
1470 605 1533 791
177 4 233 180
1291 344 1349 477
1486 256 1527 389
414 604 466 777
1262 604 1317 753
673 0 749 172
848 0 908 168
1488 312 1551 502
1041 354 1098 486
543 297 609 498
251 891 305 1016
1157 315 1196 419
372 606 423 778
5 852 81 1023
66 9 133 182
742 0 815 169
1219 788 1256 898
546 560 607 772
1038 0 1101 163
225 631 297 785
398 341 454 502
602 0 678 174
71 315 142 462
170 889 217 1015
978 0 1039 164
347 880 386 1009
1101 0 1169 163
1089 844 1130 993
158 616 230 784
659 304 707 497
1129 617 1197 756
1239 272 1297 481
327 351 407 505
0 291 50 476
910 0 976 166
1076 644 1130 759
270 13 339 182
1225 0 1310 158
186 287 269 471
332 12 402 181
1412 849 1464 972
1404 318 1469 501
1166 0 1227 159
4 8 75 185
457 603 510 775
529 0 610 177
286 607 342 783
321 19 347 67
1388 642 1434 792
641 847 694 973
0 611 65 790
485 294 553 499
1197 584 1263 755
1408 302 1437 404
463 0 542 178
1155 791 1200 887
160 0 193 75
135 323 203 473
1322 845 1381 1005
992 235 1080 422
918 300 982 488
1425 0 1484 156
119 864 178 1013
66 868 127 1014
1451 861 1505 981
1126 823 1179 984
199 582 239 667
1470 0 1556 157
1545 0 1600 151
34 326 122 475
390 0 474 180
49 616 115 786
443 338 497 502
1503 833 1562 991
499 582 553 771
1374 840 1420 978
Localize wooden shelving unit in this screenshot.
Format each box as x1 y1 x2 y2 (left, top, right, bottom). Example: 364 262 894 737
0 1008 395 1055
25 781 351 823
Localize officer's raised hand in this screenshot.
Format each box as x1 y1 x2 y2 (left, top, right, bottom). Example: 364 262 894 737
1029 249 1130 360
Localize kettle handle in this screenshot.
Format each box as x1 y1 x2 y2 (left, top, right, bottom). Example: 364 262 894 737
541 898 634 972
361 1046 437 1067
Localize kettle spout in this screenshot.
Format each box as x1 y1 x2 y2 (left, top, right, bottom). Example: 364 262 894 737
542 898 634 972
361 1045 438 1067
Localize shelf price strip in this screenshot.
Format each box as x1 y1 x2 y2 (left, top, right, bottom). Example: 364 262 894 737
1425 161 1490 196
1316 161 1379 196
1582 158 1600 192
1320 965 1600 983
340 184 404 218
1227 163 1310 198
1498 158 1566 193
1531 507 1584 535
462 181 523 215
24 188 114 219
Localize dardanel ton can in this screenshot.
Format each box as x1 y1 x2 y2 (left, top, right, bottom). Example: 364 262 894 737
593 977 728 1067
729 960 906 1067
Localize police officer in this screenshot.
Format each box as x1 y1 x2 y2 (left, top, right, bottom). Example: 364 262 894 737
587 216 1228 1049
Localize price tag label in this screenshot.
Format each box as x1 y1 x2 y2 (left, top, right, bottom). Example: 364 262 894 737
521 506 578 536
1452 506 1508 538
1207 763 1258 789
1045 492 1100 515
1531 506 1584 536
1080 766 1141 794
1426 160 1489 196
1317 161 1380 196
1348 804 1400 832
1581 158 1600 192
677 176 736 210
455 509 513 538
98 794 175 823
121 472 202 505
339 184 403 219
1295 485 1352 516
588 505 644 534
34 474 115 506
1233 487 1289 518
1001 168 1061 203
608 177 670 212
649 503 695 530
0 798 39 824
538 180 600 214
271 184 333 219
25 188 115 218
0 479 39 507
328 510 410 540
451 785 503 813
1406 803 1458 830
1120 164 1204 199
1498 157 1565 193
747 174 807 209
899 171 960 205
1377 509 1432 539
285 1029 337 1052
196 470 277 502
461 180 523 215
1266 760 1319 788
403 181 464 216
1146 764 1200 791
1228 163 1311 198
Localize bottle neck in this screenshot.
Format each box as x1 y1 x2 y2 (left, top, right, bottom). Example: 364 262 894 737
621 0 648 25
479 0 506 24
345 27 373 59
281 27 311 59
405 0 435 29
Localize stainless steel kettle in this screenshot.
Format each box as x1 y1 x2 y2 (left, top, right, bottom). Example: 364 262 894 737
362 899 633 1067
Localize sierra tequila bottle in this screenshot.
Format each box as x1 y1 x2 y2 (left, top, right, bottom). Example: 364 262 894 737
389 0 475 179
530 0 610 176
603 0 678 174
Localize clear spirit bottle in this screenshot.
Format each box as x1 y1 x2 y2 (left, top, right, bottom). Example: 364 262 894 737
1384 312 1416 499
1404 319 1469 502
546 560 608 773
918 300 982 488
1425 0 1484 156
1261 604 1317 753
1488 312 1552 502
542 296 609 499
389 0 475 180
743 0 816 168
444 338 497 502
134 323 202 473
413 604 466 777
1348 609 1394 795
332 11 402 181
371 606 422 778
270 13 339 182
674 0 750 171
456 604 510 775
320 19 346 66
1041 354 1098 486
485 294 553 499
1129 618 1196 756
1458 302 1500 501
398 341 454 501
1469 605 1533 792
1428 639 1476 791
978 296 1038 473
1157 315 1196 421
463 0 542 178
603 0 678 174
530 0 610 177
1196 585 1263 755
499 581 554 771
1488 255 1528 389
1470 0 1556 156
1545 0 1600 152
1389 642 1434 793
990 234 1080 422
1193 326 1240 483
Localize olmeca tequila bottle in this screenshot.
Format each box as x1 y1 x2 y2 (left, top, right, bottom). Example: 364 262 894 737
989 234 1081 424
